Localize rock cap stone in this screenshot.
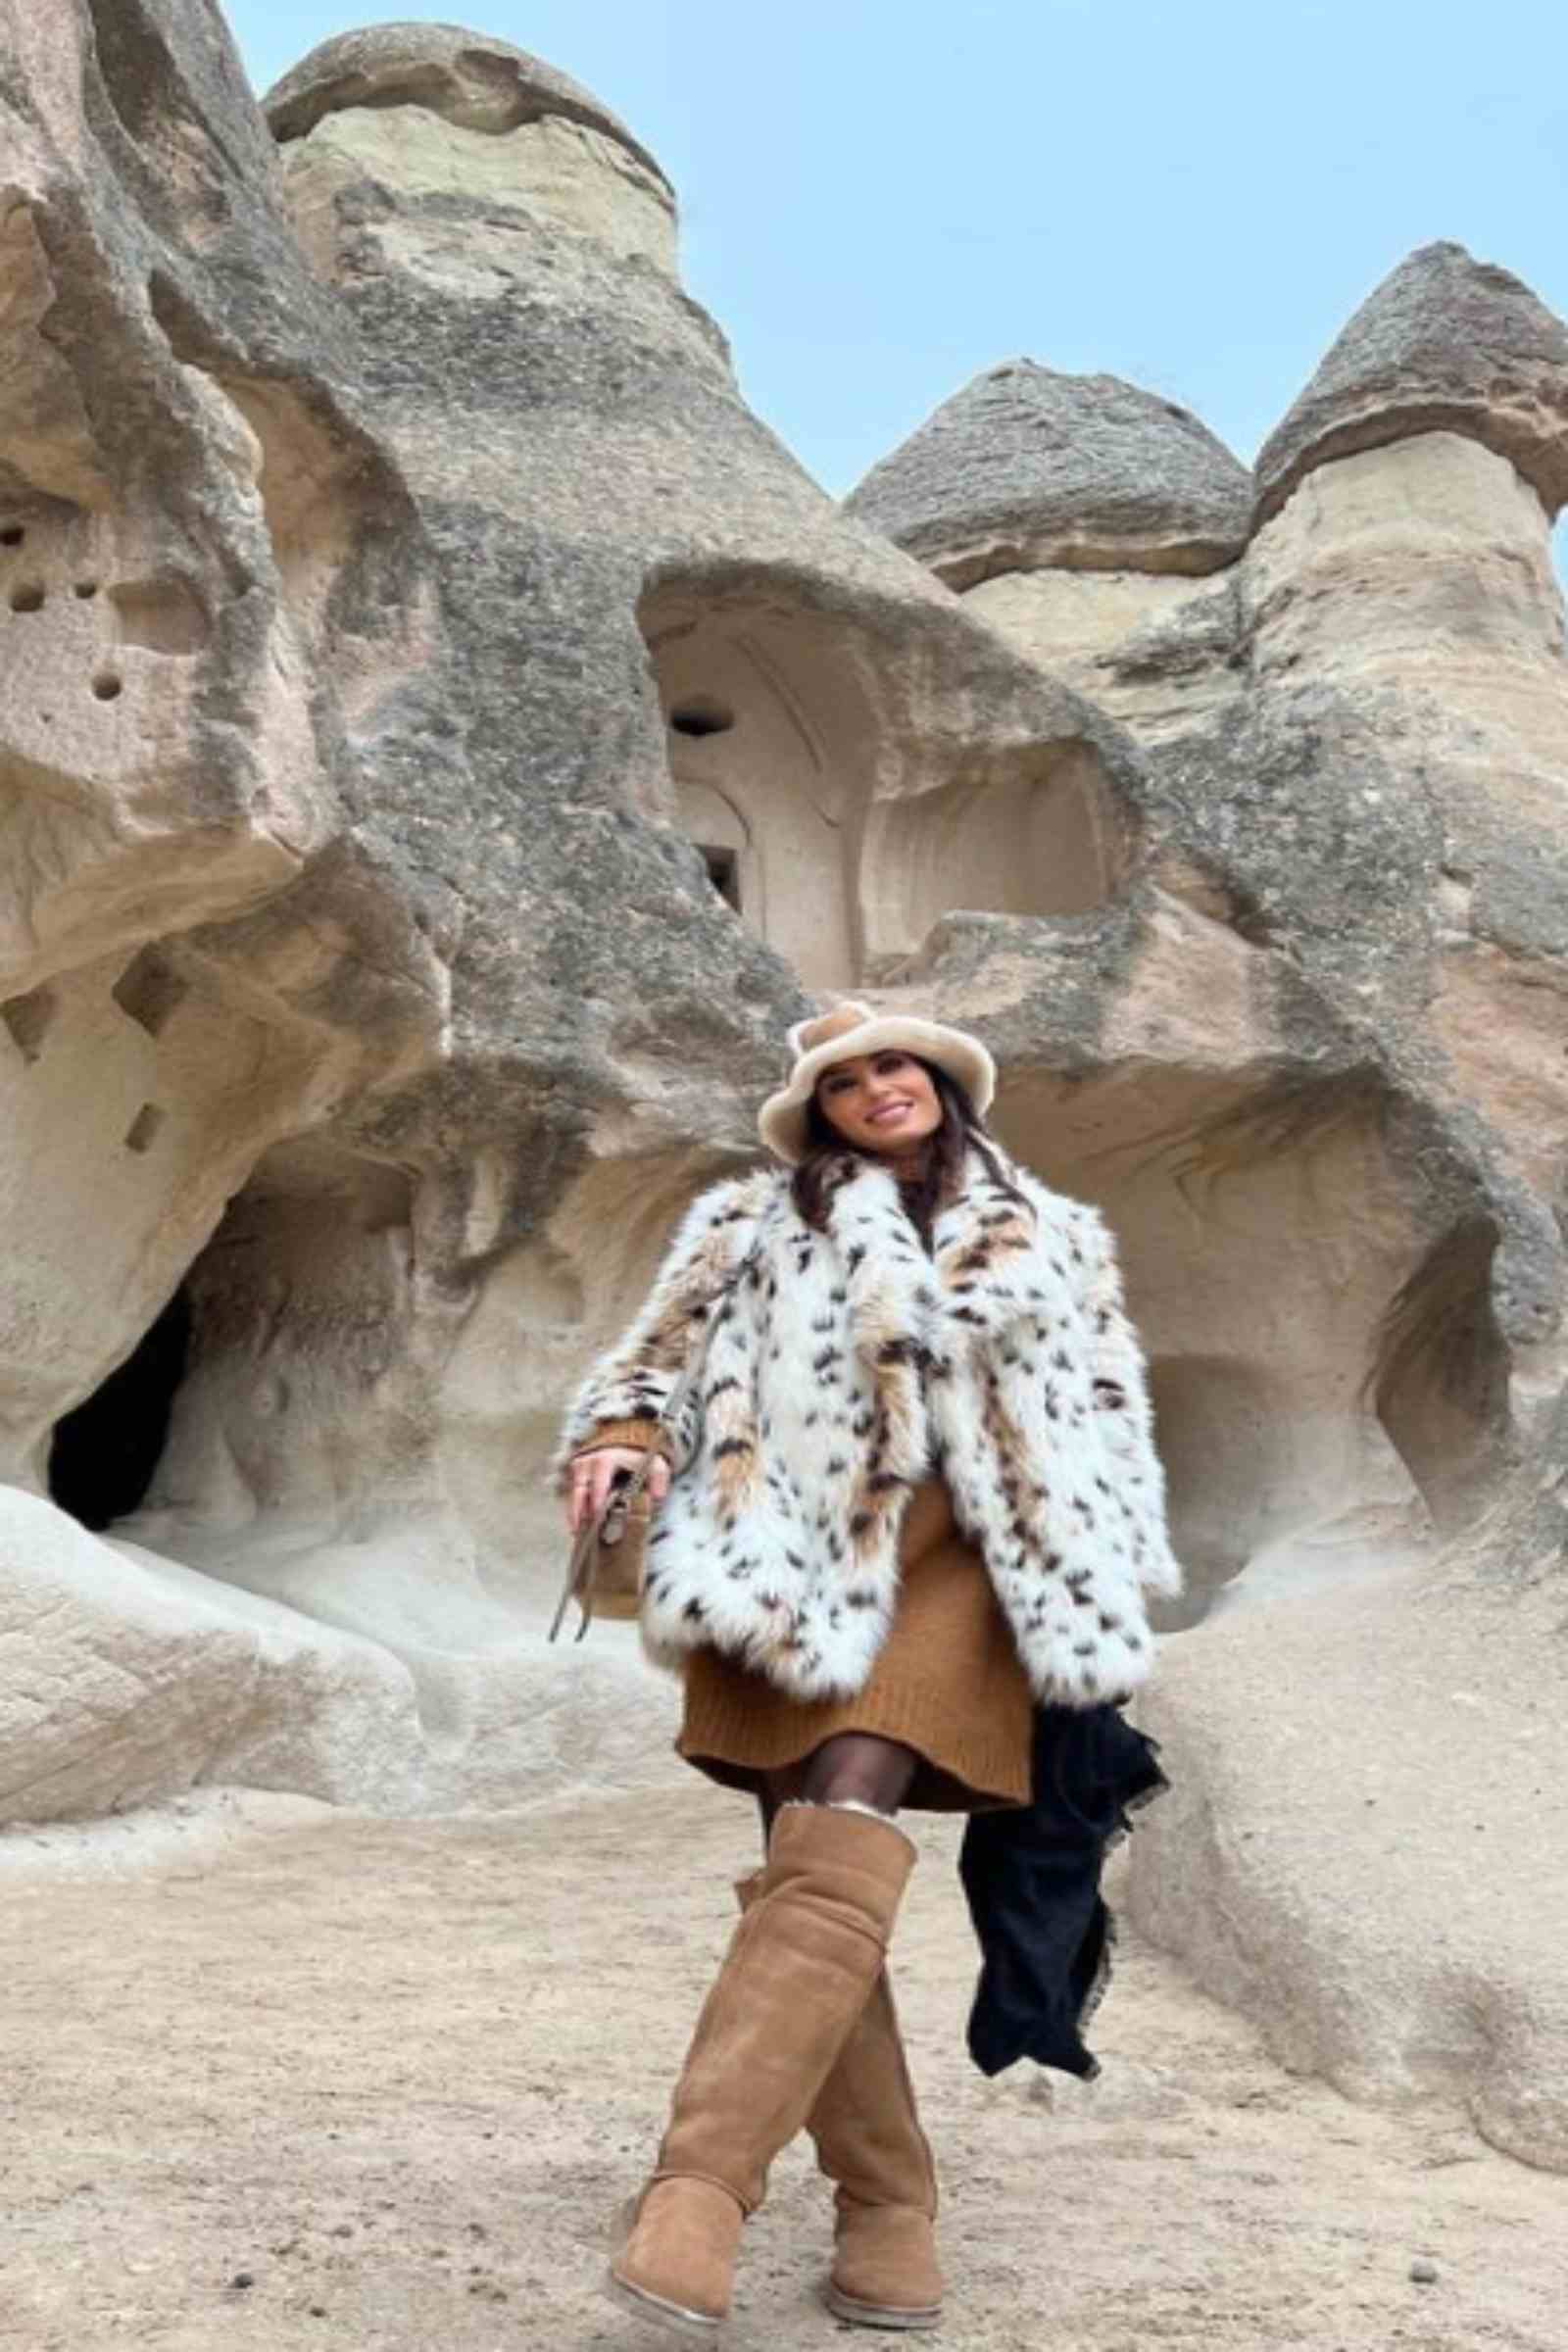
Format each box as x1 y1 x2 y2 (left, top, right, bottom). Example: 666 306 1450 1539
263 19 672 195
1254 241 1568 524
845 363 1251 590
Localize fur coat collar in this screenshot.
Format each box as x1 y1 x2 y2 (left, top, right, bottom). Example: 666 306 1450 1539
558 1149 1180 1708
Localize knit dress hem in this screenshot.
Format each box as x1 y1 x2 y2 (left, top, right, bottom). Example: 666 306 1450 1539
674 1475 1034 1814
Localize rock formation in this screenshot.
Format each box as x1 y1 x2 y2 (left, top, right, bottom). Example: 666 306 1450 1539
0 9 1564 2168
851 240 1568 2172
0 4 1132 1810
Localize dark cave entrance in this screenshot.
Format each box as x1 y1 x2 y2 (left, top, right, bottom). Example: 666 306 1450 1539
700 843 740 910
48 1286 192 1532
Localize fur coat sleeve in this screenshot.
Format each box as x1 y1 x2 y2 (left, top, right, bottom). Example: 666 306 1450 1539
551 1172 768 1486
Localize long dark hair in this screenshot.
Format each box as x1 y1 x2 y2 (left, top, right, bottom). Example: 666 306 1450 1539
790 1056 1024 1245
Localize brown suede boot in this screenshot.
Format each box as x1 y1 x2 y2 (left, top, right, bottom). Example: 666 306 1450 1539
609 1803 916 2339
814 1972 943 2329
738 1869 943 2329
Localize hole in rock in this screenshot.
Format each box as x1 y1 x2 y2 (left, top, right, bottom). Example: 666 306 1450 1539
113 948 189 1039
48 1286 192 1532
994 1063 1451 1621
865 745 1132 961
0 524 24 547
641 580 874 989
701 845 740 910
670 698 735 739
74 580 99 600
47 1136 417 1548
9 583 44 613
1370 1215 1510 1530
1 984 59 1065
123 1102 166 1154
92 671 123 702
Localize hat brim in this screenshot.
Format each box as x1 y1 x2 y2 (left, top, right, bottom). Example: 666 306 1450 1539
758 1015 996 1164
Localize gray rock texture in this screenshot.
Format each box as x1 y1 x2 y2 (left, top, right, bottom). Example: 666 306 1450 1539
1254 240 1568 524
0 8 1566 2170
844 362 1253 589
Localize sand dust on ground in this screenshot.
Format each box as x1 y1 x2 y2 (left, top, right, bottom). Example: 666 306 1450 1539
1 1773 1562 2352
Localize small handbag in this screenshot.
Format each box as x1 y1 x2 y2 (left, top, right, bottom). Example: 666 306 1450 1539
549 1252 747 1642
548 1445 661 1642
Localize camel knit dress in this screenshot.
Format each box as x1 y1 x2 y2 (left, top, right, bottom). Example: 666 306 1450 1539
579 1426 1034 1812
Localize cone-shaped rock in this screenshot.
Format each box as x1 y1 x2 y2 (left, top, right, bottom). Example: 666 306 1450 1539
1254 241 1568 525
845 363 1252 591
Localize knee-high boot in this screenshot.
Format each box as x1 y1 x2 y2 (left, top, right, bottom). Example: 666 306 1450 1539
609 1802 916 2339
737 1870 943 2329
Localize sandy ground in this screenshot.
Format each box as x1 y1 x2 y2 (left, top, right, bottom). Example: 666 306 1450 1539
1 1773 1563 2352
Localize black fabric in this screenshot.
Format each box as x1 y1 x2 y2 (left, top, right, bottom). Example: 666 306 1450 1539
959 1703 1168 2080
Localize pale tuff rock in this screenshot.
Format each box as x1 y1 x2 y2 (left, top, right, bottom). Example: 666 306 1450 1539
1132 1543 1568 2173
0 7 1566 2170
961 568 1244 744
270 22 679 279
844 361 1252 589
0 1486 420 1819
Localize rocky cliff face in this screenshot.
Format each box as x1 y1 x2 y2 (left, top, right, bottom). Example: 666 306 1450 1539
0 8 1565 2168
0 6 1134 1809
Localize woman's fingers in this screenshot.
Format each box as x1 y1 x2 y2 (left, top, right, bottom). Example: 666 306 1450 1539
594 1450 638 1519
565 1446 658 1532
583 1454 613 1526
566 1452 615 1533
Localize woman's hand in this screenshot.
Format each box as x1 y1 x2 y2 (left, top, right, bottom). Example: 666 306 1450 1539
566 1446 671 1534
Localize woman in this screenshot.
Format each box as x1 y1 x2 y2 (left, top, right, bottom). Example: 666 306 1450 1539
558 1001 1179 2338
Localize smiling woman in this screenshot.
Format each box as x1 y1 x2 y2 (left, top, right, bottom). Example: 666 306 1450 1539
556 996 1177 2335
816 1048 942 1159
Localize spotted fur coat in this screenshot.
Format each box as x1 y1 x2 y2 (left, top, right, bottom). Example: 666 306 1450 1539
555 1148 1180 1708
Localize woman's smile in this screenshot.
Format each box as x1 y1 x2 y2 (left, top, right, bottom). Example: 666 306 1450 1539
817 1051 944 1154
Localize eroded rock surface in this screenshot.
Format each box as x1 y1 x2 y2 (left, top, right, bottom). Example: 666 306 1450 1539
0 7 1565 2169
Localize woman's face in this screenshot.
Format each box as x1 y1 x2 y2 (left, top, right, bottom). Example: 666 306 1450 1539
816 1050 943 1155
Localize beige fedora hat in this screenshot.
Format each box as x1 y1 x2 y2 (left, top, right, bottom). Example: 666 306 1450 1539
759 1000 996 1165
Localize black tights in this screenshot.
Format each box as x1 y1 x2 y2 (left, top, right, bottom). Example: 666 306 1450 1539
757 1732 917 1841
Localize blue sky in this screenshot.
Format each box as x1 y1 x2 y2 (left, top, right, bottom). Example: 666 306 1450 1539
225 2 1568 504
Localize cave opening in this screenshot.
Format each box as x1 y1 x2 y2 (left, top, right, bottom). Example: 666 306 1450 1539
993 1063 1461 1621
48 1285 193 1532
670 697 734 738
700 843 740 909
